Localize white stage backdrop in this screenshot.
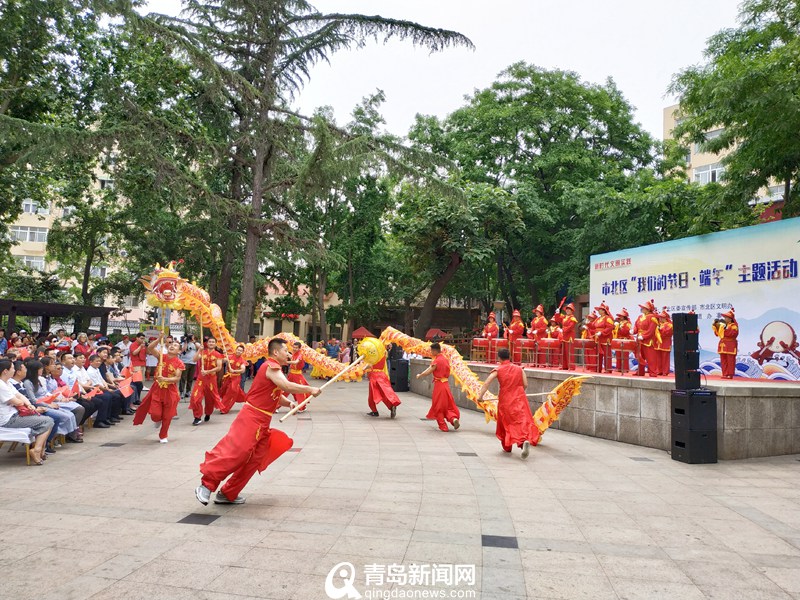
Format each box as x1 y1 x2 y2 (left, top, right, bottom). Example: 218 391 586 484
590 217 800 381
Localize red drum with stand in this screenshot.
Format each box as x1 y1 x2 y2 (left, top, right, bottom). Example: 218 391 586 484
538 338 562 368
610 339 637 374
518 338 536 365
471 338 489 362
574 339 596 372
490 338 508 363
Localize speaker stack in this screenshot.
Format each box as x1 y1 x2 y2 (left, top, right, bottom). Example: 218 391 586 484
670 312 717 464
389 359 410 392
673 313 700 390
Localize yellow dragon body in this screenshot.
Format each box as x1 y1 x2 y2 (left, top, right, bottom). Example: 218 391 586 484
142 263 586 435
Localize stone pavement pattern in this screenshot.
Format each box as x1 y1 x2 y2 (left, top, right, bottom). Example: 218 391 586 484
1 380 800 600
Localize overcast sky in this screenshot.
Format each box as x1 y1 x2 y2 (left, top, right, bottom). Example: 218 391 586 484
145 0 742 141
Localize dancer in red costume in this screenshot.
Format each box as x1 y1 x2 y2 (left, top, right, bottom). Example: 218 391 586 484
633 299 660 376
555 303 578 370
528 305 548 367
505 309 526 362
195 338 320 505
189 337 224 425
613 308 633 373
656 308 673 376
713 307 739 378
286 341 310 412
477 347 539 459
415 342 461 432
593 302 614 373
133 333 184 443
365 351 401 418
581 311 598 371
482 312 499 339
219 344 247 414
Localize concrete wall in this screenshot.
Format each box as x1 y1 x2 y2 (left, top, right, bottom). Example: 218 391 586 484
408 359 800 460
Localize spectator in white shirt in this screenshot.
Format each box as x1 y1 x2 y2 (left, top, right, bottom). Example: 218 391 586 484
0 359 53 464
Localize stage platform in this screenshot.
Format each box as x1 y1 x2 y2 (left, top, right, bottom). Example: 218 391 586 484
409 359 800 460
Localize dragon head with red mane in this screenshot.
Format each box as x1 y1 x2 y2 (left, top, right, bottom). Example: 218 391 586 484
141 261 184 309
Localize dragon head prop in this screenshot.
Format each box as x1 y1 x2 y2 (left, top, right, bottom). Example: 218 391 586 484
141 261 183 309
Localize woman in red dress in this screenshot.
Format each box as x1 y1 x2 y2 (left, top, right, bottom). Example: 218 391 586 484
477 347 539 459
713 307 739 378
219 344 247 414
415 342 460 431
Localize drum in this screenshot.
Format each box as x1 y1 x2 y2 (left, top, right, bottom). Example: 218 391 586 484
471 338 489 362
489 338 508 363
518 338 536 364
538 338 562 367
573 339 596 371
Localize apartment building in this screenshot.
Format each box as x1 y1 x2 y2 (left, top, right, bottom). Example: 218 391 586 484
663 103 784 220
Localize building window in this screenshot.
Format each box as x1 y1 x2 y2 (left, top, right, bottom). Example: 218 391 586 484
61 205 76 218
273 319 283 335
90 266 108 279
16 255 45 270
249 322 262 337
293 321 300 336
21 199 50 215
123 295 140 309
10 226 48 243
99 178 115 191
693 163 725 185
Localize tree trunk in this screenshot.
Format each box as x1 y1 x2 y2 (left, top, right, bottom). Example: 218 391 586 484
216 164 243 320
404 298 414 334
345 250 354 340
414 252 463 338
317 269 328 341
81 241 96 306
233 144 272 341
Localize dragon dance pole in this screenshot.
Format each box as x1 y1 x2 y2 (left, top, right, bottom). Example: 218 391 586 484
279 356 365 423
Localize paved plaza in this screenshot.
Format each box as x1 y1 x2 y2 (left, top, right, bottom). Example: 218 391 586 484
2 380 800 600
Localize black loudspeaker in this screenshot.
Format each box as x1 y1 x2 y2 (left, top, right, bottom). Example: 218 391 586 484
671 428 717 464
389 359 409 392
671 390 716 430
670 389 717 464
672 312 700 390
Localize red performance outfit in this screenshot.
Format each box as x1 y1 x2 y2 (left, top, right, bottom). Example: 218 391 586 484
656 310 673 376
493 360 540 452
200 358 294 501
614 310 633 373
219 354 247 414
133 354 185 440
286 351 309 407
482 313 499 339
426 354 461 431
367 355 401 414
593 303 614 373
556 304 578 370
633 300 660 377
528 307 548 367
582 312 598 371
190 348 224 418
713 308 739 378
505 310 526 362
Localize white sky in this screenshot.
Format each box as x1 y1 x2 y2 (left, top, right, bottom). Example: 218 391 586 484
145 0 742 141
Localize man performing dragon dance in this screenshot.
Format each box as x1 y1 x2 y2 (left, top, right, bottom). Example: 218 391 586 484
140 263 588 501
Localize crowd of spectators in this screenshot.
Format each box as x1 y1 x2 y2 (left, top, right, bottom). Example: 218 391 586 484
0 327 141 465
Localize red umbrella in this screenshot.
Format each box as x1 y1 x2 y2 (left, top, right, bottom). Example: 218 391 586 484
351 326 375 340
425 328 448 341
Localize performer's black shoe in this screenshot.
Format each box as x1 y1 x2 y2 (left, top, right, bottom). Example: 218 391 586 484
192 418 202 426
390 406 397 419
204 415 210 422
367 411 379 417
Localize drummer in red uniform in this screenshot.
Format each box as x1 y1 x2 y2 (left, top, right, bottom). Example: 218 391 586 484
581 310 598 371
613 308 633 373
555 303 578 370
482 312 499 339
633 299 660 377
712 307 739 378
593 302 614 373
656 308 673 376
505 309 526 363
528 305 548 367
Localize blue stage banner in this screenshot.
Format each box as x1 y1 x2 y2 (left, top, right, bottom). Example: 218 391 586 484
590 217 800 381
